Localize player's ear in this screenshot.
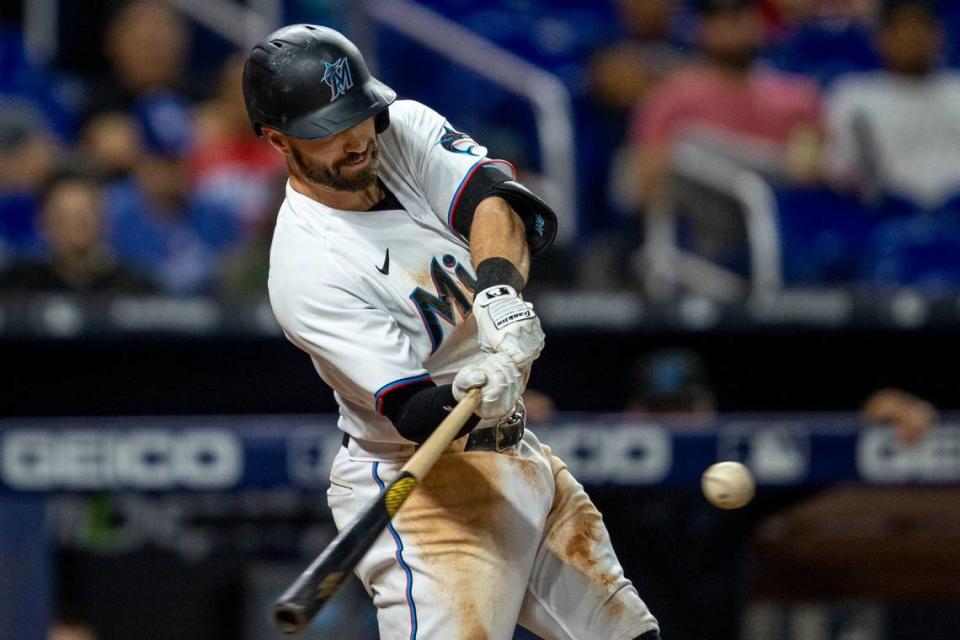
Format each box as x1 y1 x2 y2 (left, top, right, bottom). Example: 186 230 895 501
262 127 290 155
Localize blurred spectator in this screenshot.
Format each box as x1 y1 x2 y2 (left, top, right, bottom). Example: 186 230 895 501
766 0 881 86
0 99 58 257
104 94 238 295
826 0 960 209
625 348 717 417
0 169 153 294
590 0 693 218
821 0 960 287
862 387 938 444
190 55 286 237
589 0 689 113
632 0 823 205
579 0 691 290
768 0 877 28
0 26 80 140
193 55 255 143
84 0 193 117
80 110 143 180
48 622 97 640
78 0 193 179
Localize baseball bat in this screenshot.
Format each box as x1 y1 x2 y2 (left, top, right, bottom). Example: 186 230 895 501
273 388 481 634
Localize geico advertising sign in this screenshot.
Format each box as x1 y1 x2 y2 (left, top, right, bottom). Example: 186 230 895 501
858 426 960 482
1 429 243 490
536 424 672 483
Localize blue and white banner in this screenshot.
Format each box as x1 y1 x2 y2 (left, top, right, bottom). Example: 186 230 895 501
1 415 958 493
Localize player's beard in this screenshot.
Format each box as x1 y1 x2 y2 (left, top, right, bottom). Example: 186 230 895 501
292 139 380 192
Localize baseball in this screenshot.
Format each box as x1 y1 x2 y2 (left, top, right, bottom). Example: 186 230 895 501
701 462 756 509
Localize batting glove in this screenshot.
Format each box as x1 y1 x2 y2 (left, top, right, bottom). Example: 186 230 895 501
473 285 545 369
452 351 524 420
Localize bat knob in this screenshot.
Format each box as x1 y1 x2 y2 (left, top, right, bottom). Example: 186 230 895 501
274 603 309 635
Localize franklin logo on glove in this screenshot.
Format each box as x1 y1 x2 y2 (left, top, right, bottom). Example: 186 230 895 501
473 284 544 369
491 305 535 330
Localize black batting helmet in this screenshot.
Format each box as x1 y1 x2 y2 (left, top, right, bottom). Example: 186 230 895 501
242 24 396 139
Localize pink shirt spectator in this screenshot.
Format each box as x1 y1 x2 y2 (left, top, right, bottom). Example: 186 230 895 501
632 66 822 148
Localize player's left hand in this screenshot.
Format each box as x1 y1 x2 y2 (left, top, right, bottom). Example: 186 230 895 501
453 351 525 419
473 285 545 369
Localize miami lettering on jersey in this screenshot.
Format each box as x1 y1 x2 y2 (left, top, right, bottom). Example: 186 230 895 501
410 253 477 353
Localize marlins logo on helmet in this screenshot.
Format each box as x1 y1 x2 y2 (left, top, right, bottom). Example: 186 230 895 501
323 57 354 101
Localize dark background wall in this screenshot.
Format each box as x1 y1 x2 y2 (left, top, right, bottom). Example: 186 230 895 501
3 327 954 416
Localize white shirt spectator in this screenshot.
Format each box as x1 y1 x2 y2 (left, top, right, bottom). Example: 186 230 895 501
827 70 960 208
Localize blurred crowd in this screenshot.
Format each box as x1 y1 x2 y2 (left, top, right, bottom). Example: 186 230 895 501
2 0 960 299
585 0 960 291
0 0 284 298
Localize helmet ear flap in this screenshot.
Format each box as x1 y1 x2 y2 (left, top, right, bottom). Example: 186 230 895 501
375 108 390 134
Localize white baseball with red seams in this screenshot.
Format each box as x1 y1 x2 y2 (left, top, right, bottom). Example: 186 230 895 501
268 99 660 639
701 462 756 509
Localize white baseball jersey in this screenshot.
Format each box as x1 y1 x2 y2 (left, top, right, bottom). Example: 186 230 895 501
268 98 659 640
269 99 516 444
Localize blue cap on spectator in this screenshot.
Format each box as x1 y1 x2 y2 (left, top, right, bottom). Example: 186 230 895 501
134 91 194 158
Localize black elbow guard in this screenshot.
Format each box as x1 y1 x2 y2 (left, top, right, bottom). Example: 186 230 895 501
450 165 558 255
484 179 558 255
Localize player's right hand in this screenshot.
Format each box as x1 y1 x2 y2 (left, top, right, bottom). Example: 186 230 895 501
473 285 545 369
452 351 524 419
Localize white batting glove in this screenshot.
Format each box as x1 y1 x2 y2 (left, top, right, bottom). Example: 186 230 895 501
473 285 545 369
452 351 524 420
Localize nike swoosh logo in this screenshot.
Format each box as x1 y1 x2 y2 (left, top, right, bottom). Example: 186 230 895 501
376 248 390 275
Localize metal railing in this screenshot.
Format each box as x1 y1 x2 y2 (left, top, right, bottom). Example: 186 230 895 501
165 0 279 49
362 0 578 245
642 141 784 302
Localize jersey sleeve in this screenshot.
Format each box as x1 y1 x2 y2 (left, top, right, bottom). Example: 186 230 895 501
389 100 518 236
271 271 431 422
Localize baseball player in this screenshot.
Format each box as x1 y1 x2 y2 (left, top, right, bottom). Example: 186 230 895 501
243 24 661 640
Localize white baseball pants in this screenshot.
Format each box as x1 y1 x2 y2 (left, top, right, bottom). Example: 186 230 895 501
326 428 660 640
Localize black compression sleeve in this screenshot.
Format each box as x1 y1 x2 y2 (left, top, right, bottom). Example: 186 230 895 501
380 380 480 444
